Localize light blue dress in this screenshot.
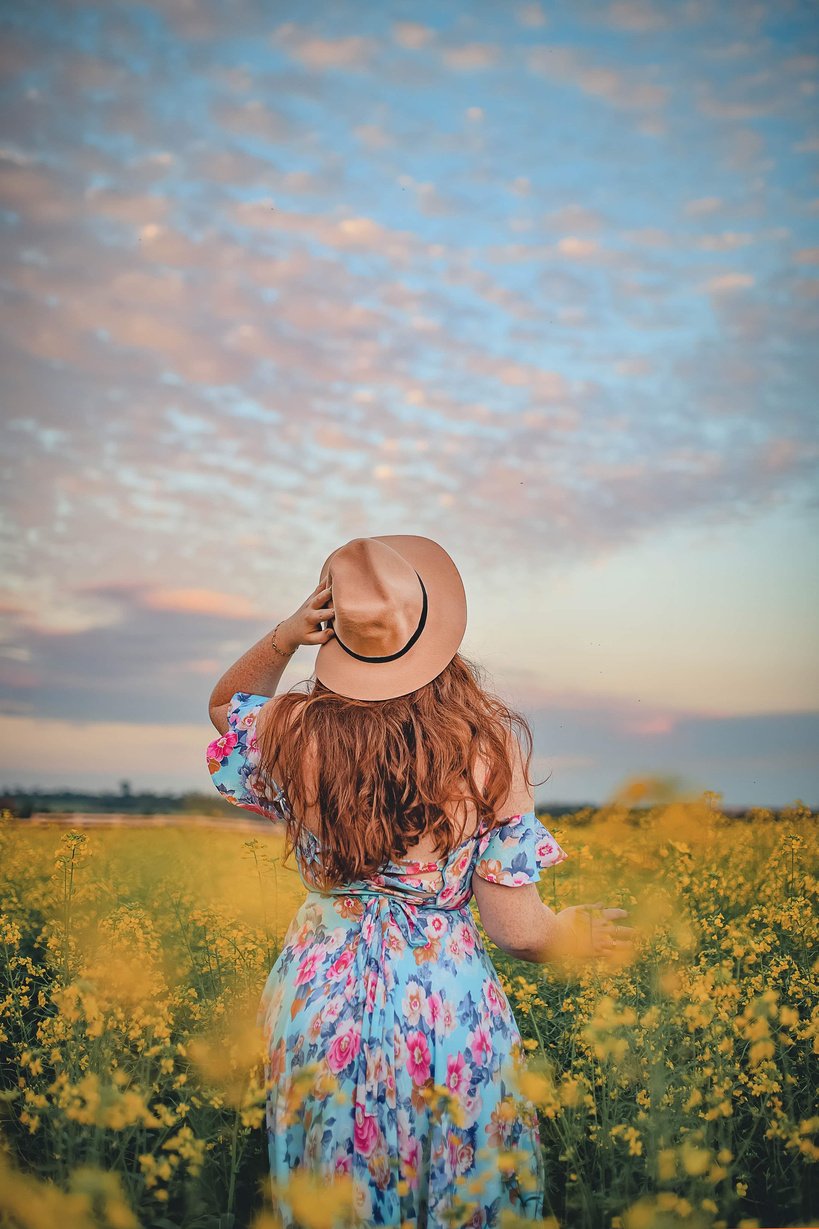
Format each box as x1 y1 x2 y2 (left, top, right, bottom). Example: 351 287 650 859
206 692 569 1228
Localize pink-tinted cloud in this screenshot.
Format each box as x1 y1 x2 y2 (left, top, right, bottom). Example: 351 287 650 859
273 23 378 71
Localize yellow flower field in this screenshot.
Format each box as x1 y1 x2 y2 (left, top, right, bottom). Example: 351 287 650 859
0 792 816 1229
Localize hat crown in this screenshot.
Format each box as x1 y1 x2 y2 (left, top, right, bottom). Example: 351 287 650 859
315 533 467 701
323 538 424 659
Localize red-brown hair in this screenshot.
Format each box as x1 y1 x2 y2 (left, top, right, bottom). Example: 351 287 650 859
253 652 548 889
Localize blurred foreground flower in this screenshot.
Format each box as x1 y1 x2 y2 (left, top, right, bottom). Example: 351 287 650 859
0 1151 138 1229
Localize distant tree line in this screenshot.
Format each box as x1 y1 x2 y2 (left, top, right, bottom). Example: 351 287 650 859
0 788 230 819
0 788 810 823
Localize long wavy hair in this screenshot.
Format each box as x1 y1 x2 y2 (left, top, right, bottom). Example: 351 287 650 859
252 651 549 889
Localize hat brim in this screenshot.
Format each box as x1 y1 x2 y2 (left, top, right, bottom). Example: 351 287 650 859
313 534 467 701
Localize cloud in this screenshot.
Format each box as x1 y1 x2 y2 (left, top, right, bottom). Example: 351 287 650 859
143 588 265 618
702 272 755 292
273 23 378 71
696 231 755 251
620 227 671 248
392 22 435 50
685 196 724 216
613 356 652 377
516 3 547 29
528 44 668 111
603 1 684 33
397 175 460 218
544 203 606 234
211 98 303 143
441 42 499 72
353 123 393 149
555 235 601 259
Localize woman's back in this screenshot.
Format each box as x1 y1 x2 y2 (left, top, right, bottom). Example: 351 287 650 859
206 690 569 1227
292 718 491 865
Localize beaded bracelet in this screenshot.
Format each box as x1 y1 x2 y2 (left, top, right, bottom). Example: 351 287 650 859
270 622 295 658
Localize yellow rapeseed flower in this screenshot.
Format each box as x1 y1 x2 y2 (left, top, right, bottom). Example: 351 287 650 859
281 1170 355 1229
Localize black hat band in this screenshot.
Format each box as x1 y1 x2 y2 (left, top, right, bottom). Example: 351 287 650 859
330 571 428 663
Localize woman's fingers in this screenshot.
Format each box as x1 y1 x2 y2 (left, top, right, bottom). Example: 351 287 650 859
306 627 334 640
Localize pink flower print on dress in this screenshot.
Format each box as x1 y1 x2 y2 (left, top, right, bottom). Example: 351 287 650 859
364 968 379 1012
439 999 457 1035
334 1153 352 1177
447 1135 474 1176
400 1136 421 1189
493 869 523 886
326 1019 361 1073
385 925 406 957
393 1026 408 1068
294 949 322 987
366 1048 386 1088
467 1022 493 1066
536 834 566 863
445 1051 472 1100
323 926 347 953
406 1029 432 1085
461 1087 483 1128
342 970 360 1002
438 882 459 905
353 1103 380 1157
361 911 377 945
455 920 476 954
450 846 472 877
206 730 237 769
397 1106 413 1152
326 948 355 981
446 932 463 959
323 995 345 1023
402 980 427 1025
483 979 505 1015
456 1141 475 1176
422 990 442 1027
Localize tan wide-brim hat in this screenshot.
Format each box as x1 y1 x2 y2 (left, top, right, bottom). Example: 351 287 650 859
314 534 467 701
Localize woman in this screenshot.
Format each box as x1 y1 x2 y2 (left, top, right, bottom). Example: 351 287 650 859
206 535 632 1228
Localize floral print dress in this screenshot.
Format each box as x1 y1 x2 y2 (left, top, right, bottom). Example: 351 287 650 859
206 692 569 1228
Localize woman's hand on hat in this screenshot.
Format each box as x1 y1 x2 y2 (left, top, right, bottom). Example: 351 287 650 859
278 581 336 652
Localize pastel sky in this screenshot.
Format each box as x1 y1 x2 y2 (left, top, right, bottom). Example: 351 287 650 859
1 0 817 808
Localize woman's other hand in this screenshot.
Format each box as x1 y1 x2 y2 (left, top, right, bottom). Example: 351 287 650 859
279 582 336 651
553 900 638 969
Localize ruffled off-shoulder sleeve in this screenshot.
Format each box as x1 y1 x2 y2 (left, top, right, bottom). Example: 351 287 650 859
205 692 290 824
473 809 568 886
